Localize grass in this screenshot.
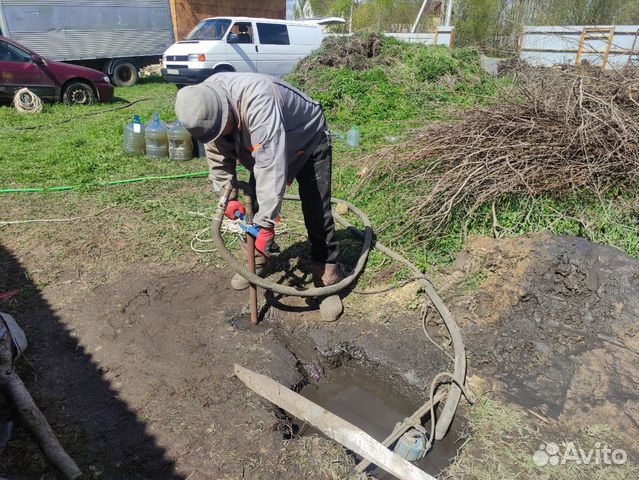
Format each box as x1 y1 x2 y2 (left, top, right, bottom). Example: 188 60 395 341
0 77 201 189
287 36 500 144
447 398 639 480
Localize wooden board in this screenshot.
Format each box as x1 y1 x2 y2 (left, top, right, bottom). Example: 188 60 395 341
234 364 437 480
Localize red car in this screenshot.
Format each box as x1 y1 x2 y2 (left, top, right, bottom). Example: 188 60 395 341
0 36 113 105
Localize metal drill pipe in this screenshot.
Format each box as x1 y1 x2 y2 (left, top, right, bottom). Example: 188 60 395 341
244 192 259 324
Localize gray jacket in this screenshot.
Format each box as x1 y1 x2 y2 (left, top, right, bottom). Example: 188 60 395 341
203 72 327 228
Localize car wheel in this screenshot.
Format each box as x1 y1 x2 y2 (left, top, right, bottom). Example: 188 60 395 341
62 81 97 106
176 84 186 90
112 61 139 87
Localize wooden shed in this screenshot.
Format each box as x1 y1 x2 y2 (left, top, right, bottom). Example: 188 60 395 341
169 0 286 40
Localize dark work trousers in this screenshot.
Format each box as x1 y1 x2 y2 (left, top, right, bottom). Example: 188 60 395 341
295 135 340 264
248 134 340 264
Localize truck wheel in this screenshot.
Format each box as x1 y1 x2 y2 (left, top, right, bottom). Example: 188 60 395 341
112 60 139 87
62 81 96 106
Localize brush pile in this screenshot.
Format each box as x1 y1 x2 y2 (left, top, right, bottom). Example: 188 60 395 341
286 33 493 134
295 33 389 71
362 64 639 237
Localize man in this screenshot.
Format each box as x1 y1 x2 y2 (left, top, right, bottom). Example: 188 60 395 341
175 72 343 321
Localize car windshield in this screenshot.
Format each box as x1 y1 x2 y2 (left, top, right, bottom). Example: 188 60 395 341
186 19 232 41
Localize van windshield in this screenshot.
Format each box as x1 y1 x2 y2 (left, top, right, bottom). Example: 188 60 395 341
187 19 232 41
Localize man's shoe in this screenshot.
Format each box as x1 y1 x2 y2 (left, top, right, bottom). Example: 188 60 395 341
311 262 344 322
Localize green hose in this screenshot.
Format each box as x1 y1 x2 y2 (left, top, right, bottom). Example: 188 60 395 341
0 171 209 194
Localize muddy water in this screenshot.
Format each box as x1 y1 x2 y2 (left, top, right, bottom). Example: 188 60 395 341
296 365 461 479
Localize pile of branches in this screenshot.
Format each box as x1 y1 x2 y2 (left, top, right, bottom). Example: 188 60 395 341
295 33 390 72
362 65 639 237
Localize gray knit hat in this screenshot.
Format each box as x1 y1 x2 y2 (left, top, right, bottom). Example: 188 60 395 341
175 83 229 143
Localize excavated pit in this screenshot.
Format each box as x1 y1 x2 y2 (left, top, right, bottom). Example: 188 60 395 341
259 322 465 479
295 363 462 479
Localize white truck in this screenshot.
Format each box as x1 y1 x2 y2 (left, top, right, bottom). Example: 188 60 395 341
0 0 175 86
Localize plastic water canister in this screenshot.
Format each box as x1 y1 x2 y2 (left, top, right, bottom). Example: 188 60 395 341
346 126 360 147
124 115 145 156
167 120 193 161
145 112 169 159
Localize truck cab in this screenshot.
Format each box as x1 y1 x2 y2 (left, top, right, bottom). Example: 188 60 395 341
161 16 342 85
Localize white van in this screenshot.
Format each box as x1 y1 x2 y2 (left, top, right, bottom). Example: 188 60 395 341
161 17 344 86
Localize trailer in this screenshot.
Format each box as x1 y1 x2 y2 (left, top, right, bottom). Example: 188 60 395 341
0 0 175 86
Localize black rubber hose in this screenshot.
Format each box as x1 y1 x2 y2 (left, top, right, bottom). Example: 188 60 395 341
332 211 467 441
212 186 466 440
212 188 373 298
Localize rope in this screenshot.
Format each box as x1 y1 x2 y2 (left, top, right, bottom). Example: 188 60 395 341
0 207 112 228
13 88 42 114
188 213 288 254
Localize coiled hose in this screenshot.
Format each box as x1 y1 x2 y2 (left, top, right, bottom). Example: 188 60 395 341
212 184 467 441
13 88 43 114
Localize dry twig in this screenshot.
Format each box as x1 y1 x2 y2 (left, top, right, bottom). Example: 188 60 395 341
362 64 639 237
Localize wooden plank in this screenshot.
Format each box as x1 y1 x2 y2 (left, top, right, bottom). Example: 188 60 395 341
234 364 437 480
575 27 587 65
602 27 615 70
169 0 178 41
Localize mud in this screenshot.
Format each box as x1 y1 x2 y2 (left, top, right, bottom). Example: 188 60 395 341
0 244 452 479
2 227 639 477
296 364 461 478
0 252 307 479
446 234 639 454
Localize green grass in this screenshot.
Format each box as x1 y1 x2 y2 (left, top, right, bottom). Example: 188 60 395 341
287 36 499 144
0 77 202 189
2 39 639 271
447 398 639 480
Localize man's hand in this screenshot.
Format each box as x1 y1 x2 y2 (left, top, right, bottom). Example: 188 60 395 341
253 228 275 257
225 200 246 220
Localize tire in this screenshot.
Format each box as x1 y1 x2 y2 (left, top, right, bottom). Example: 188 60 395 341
176 84 186 90
112 60 139 87
62 81 97 106
213 66 235 74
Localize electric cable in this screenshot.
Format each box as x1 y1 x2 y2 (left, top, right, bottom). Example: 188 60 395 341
4 97 151 131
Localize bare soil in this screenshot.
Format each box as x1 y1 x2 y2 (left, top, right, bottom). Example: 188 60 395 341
1 203 638 478
444 233 639 456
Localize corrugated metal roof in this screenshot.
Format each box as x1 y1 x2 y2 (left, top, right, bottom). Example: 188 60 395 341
12 29 174 60
2 0 167 6
0 0 174 60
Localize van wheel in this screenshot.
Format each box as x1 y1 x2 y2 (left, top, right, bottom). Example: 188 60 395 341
213 66 234 74
62 81 96 106
112 60 139 87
